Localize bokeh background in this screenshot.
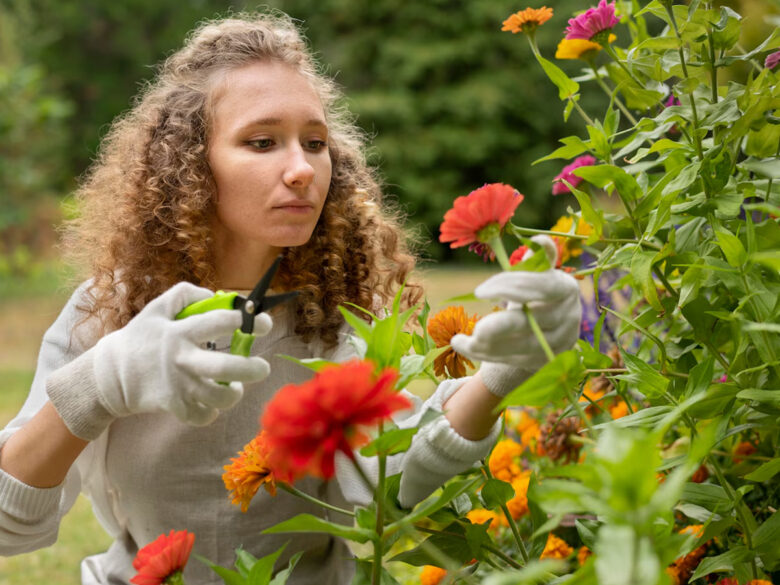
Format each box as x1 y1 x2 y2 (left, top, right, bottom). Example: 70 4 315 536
0 0 777 582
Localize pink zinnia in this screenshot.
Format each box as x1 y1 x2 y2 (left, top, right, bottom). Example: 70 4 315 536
664 94 681 108
565 1 619 42
439 183 523 248
765 50 780 70
552 155 596 195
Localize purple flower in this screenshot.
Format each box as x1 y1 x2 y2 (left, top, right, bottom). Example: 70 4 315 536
664 94 681 108
565 1 619 42
552 155 597 195
765 50 780 70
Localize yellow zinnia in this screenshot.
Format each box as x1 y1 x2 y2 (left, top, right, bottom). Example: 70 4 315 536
222 432 277 512
550 215 592 264
541 533 574 559
555 34 617 60
488 438 524 482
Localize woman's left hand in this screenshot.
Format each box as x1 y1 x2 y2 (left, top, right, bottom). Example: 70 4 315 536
450 236 582 396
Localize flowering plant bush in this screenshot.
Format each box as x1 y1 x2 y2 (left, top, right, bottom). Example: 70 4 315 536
132 2 780 584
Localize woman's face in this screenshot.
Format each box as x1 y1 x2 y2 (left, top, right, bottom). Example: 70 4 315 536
207 61 332 272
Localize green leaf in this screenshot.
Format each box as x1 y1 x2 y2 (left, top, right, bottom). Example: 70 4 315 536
617 352 669 398
741 158 780 179
710 6 742 50
197 555 247 585
389 520 483 566
662 161 701 196
714 228 747 267
736 388 780 406
246 545 287 585
533 136 589 165
481 561 566 585
535 53 579 100
630 249 663 312
396 477 481 524
574 165 641 202
567 181 604 243
745 458 780 482
689 547 752 582
481 478 515 510
268 552 303 585
499 349 585 408
277 355 335 373
262 514 373 543
359 427 418 457
680 482 732 512
338 306 373 340
352 560 402 585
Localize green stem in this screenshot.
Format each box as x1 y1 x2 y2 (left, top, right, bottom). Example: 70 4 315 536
279 484 356 517
707 29 718 104
603 43 645 90
414 525 523 570
664 392 760 579
482 466 530 564
488 235 512 272
589 62 639 126
572 98 597 127
765 142 780 200
164 571 185 585
507 224 662 250
523 305 555 362
371 443 387 585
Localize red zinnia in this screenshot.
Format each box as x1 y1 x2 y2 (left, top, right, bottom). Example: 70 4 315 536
261 360 411 482
439 183 523 248
131 530 195 585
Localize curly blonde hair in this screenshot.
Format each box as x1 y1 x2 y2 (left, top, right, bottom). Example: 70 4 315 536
63 12 421 347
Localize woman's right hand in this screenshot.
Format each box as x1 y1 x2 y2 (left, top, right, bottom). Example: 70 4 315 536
92 282 271 425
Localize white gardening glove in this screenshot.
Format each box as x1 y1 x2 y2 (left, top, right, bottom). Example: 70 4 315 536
450 236 581 397
48 282 272 440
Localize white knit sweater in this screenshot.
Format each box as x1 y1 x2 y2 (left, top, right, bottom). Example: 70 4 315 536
0 284 500 584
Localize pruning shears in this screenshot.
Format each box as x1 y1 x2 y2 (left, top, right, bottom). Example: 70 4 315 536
175 256 299 357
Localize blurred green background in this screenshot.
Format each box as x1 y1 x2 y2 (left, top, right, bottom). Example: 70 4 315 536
0 0 777 582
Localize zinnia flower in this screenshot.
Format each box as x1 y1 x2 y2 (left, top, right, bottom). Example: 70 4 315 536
565 1 620 44
502 7 554 34
439 183 523 249
667 525 708 585
427 306 479 378
540 533 574 559
549 215 592 265
765 50 780 70
555 35 615 59
664 94 681 108
578 546 592 566
420 565 448 585
488 438 524 482
466 508 501 533
505 470 532 519
509 245 529 266
552 155 597 195
222 431 277 512
131 530 195 585
515 410 542 452
261 360 410 482
608 400 629 419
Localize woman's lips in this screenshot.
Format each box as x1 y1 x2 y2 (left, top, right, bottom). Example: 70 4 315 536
273 202 315 214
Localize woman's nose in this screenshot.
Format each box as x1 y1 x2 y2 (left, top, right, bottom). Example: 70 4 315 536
282 146 315 189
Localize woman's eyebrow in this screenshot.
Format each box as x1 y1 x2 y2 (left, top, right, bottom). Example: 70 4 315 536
241 117 328 129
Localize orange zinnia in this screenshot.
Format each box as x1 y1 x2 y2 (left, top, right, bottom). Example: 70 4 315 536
420 565 448 585
502 7 554 33
540 533 574 559
467 508 501 533
223 431 277 512
505 470 532 519
427 306 479 378
131 530 195 585
261 360 410 482
488 438 524 482
439 183 523 249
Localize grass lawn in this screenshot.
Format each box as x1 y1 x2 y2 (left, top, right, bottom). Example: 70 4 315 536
0 266 494 583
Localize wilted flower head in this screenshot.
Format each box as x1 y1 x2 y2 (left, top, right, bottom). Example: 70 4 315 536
222 431 277 512
439 183 523 248
565 1 619 44
502 7 554 34
765 50 780 70
552 155 597 195
427 306 479 378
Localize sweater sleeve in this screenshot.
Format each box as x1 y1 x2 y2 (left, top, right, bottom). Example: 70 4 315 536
0 283 94 555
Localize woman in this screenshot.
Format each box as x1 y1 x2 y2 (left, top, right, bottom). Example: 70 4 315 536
0 12 581 584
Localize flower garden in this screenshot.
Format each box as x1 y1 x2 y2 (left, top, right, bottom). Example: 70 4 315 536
129 2 780 584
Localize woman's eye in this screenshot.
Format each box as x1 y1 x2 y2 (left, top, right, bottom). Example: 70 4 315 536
305 140 328 151
248 138 274 150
